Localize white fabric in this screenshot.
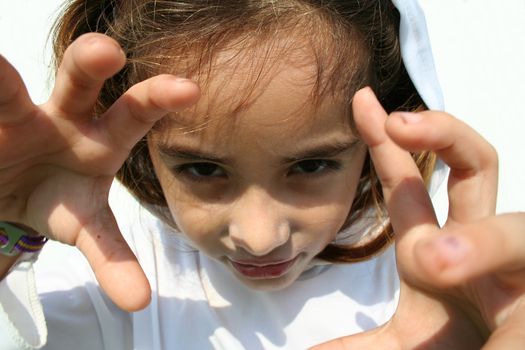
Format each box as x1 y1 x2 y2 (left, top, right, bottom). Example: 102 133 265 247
0 0 446 349
391 0 449 196
392 0 449 195
0 261 46 350
392 0 444 111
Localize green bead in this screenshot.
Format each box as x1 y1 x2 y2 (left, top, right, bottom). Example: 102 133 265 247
0 222 26 256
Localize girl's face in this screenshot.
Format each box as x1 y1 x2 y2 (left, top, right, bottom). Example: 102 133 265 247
149 58 367 291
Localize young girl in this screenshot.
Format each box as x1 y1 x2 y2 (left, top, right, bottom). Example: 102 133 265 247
1 0 524 349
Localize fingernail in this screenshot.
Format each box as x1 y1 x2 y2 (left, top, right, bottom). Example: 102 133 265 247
174 77 194 85
86 36 123 56
360 86 374 94
396 112 423 124
429 235 470 266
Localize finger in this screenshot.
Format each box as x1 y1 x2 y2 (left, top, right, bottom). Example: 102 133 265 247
415 213 525 288
353 87 438 236
385 111 498 222
73 205 151 312
483 302 525 350
313 280 488 350
100 74 200 152
310 327 394 350
41 177 152 312
48 33 126 118
0 54 36 123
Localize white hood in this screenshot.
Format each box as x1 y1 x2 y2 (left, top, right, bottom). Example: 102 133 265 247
393 0 448 196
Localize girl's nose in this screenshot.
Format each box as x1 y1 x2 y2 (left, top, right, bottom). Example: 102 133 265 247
228 187 291 256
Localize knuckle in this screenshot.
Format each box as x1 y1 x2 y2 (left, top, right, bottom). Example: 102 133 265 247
483 142 499 168
0 68 24 106
0 81 22 105
124 88 161 124
66 70 100 91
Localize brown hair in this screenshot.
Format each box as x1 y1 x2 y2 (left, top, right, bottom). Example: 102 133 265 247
52 0 435 263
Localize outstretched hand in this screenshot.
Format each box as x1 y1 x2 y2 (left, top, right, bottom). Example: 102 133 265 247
313 88 525 349
0 33 200 311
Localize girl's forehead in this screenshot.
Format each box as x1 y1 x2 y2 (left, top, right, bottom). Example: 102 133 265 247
157 51 350 137
153 76 354 159
148 21 367 131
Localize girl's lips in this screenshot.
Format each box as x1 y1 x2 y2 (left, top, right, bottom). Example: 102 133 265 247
228 256 299 279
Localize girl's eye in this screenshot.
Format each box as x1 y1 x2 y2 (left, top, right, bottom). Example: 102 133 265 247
174 163 226 181
289 159 341 176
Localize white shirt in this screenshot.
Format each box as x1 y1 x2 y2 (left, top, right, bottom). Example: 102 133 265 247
0 182 399 349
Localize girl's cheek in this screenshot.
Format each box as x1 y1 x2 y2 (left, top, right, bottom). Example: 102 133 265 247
168 200 229 244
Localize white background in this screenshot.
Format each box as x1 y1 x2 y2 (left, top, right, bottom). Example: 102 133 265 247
1 0 524 221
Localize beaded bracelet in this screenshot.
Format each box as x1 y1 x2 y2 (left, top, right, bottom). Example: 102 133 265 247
0 222 48 257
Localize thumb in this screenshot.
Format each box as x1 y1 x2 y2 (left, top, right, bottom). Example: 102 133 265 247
75 206 151 312
310 327 393 350
483 303 525 350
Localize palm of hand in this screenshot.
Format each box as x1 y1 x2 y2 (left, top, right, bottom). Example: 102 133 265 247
3 108 116 243
313 88 525 349
0 33 199 311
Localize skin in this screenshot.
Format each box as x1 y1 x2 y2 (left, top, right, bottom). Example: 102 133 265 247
0 33 524 348
148 60 366 291
311 90 525 349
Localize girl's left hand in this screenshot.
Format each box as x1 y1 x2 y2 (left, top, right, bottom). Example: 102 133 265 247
313 87 525 350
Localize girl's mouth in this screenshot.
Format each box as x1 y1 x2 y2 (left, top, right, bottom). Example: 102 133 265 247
228 256 299 279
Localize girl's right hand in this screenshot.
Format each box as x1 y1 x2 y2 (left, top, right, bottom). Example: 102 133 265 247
0 33 200 311
313 88 525 349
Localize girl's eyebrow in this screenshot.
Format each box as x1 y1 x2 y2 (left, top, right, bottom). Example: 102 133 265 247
282 139 361 164
157 139 360 164
157 144 230 163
